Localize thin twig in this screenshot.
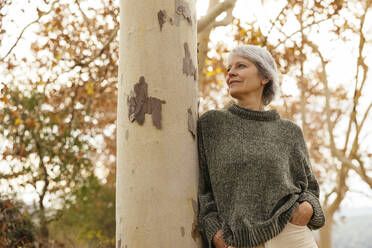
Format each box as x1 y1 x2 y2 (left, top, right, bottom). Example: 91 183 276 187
1 1 58 60
273 17 330 50
70 24 119 69
267 4 287 37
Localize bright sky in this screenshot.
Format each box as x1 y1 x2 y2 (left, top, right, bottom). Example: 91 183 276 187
1 0 371 210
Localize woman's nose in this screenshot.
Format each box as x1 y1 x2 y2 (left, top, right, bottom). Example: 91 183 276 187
228 68 237 77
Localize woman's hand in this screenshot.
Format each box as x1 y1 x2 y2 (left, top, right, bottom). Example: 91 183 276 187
213 230 229 248
290 201 314 226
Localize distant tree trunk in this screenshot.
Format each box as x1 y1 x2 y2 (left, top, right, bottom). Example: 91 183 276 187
116 0 200 247
39 208 49 245
319 210 333 248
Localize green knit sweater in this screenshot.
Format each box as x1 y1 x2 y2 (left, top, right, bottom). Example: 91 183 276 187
197 103 325 248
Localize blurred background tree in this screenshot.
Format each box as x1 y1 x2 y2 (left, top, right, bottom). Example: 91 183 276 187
1 0 372 247
0 198 35 247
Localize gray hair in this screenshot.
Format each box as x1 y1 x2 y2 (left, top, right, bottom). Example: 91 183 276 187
226 45 279 106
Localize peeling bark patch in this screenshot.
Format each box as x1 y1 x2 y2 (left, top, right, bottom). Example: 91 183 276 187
180 226 185 237
191 219 201 241
191 198 201 241
127 76 166 129
197 99 200 119
197 43 200 65
183 43 196 80
175 0 192 24
148 97 164 129
157 9 174 30
118 239 121 248
188 107 196 138
192 199 198 216
127 76 147 125
157 10 167 31
158 0 191 31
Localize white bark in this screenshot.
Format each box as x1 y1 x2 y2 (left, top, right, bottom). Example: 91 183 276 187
117 0 200 247
197 0 236 33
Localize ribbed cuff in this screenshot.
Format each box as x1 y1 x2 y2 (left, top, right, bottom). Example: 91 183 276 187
298 191 326 230
203 217 222 248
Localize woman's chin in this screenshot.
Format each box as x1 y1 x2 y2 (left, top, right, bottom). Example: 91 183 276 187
228 89 243 99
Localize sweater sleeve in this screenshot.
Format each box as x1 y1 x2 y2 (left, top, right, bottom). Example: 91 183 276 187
296 128 326 230
197 118 222 248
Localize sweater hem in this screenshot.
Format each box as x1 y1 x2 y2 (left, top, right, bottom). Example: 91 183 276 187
221 201 299 247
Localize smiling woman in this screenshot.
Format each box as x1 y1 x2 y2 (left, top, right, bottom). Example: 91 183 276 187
226 57 267 107
225 45 278 111
196 44 325 248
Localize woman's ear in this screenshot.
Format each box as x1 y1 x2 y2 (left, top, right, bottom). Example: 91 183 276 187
261 78 270 85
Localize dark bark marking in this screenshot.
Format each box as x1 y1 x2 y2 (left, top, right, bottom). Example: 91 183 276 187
158 0 191 31
191 219 201 241
191 198 201 240
175 0 192 24
197 42 199 65
157 9 175 30
192 199 198 216
183 43 197 80
149 97 165 129
127 76 166 129
125 129 129 140
131 169 135 174
118 239 121 248
180 226 185 237
157 10 167 31
188 107 196 138
197 99 200 119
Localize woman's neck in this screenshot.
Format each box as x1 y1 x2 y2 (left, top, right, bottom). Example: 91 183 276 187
236 100 265 111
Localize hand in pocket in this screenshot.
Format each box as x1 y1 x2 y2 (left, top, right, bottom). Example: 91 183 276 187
213 230 229 248
290 201 313 226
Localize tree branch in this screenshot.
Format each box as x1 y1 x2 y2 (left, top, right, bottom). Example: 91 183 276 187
70 24 119 69
197 0 237 33
273 17 330 50
304 37 359 172
1 1 58 61
354 154 372 189
342 1 371 157
266 4 287 37
75 0 90 24
210 7 234 29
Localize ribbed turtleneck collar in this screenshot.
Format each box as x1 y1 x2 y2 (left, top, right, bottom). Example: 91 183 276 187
227 103 280 121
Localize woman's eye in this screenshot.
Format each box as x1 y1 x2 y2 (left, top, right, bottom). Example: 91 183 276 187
239 64 245 68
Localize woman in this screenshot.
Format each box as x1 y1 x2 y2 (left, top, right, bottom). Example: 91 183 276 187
197 44 325 248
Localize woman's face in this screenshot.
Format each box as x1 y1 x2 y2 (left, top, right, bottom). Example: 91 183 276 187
226 55 268 100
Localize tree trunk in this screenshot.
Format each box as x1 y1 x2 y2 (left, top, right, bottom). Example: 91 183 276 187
39 207 49 246
318 209 333 248
117 0 200 247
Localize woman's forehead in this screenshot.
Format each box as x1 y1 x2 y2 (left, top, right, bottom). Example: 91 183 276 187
227 55 253 66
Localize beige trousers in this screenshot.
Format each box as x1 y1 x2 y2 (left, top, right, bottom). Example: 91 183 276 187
228 222 318 248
